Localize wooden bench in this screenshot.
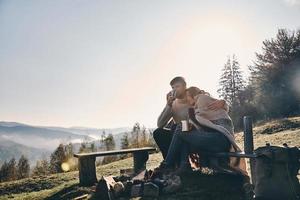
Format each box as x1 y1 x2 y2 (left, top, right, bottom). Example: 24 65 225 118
74 147 156 186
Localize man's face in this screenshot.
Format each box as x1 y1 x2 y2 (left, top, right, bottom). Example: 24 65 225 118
171 82 186 98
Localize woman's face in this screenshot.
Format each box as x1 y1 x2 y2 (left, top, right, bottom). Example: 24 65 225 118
186 91 196 106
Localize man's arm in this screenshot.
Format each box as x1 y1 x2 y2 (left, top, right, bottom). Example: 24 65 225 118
157 91 175 128
157 104 173 128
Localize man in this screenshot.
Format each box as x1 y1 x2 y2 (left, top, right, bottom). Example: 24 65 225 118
153 76 228 161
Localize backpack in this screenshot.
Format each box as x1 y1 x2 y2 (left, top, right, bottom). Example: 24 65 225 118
254 144 300 200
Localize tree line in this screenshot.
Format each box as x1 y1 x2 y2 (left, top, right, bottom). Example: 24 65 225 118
0 143 74 182
218 28 300 130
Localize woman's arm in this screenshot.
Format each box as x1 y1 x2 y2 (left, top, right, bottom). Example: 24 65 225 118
207 98 229 112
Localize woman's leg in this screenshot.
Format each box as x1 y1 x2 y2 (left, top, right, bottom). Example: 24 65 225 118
178 128 231 153
164 125 191 168
179 141 191 169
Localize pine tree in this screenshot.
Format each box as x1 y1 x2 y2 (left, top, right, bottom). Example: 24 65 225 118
218 55 244 106
231 55 245 105
17 155 30 179
79 136 93 153
32 158 50 176
120 132 130 159
140 126 148 147
102 133 116 164
218 55 245 130
90 142 96 152
50 144 67 173
121 133 129 150
6 158 17 181
218 56 233 104
79 141 88 153
249 29 300 118
101 130 106 143
64 143 74 157
0 161 9 182
104 133 115 151
131 122 141 148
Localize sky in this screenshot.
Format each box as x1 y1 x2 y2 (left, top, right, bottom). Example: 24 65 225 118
0 0 299 129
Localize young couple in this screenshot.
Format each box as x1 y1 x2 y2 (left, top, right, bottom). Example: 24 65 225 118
153 76 246 174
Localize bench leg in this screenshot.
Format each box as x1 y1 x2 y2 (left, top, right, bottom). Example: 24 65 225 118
243 116 256 185
133 151 149 174
78 157 97 186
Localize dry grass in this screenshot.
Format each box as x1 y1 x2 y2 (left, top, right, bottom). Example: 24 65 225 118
235 116 300 150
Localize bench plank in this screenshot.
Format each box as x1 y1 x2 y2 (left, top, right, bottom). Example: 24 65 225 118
74 147 156 158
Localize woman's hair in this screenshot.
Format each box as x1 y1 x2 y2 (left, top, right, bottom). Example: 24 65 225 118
186 86 210 97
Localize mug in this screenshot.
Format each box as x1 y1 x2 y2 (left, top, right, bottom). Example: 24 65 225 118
181 120 189 132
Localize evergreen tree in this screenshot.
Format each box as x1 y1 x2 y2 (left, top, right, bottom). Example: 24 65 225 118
64 142 74 157
231 55 245 104
32 158 50 176
6 158 17 181
218 57 234 103
249 29 300 118
101 130 106 144
50 144 67 173
218 55 245 129
103 133 115 151
131 122 141 148
218 55 244 106
121 133 129 150
102 133 116 164
79 136 92 153
140 126 148 147
17 155 30 179
90 142 96 152
120 132 130 159
0 161 9 182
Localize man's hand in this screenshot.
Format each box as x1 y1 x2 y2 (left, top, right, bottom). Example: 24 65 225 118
207 99 225 110
166 91 175 106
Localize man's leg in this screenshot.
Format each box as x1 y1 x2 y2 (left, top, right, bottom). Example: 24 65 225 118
164 131 182 167
164 131 190 169
153 128 174 159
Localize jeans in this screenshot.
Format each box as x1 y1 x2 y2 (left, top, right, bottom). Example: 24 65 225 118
165 124 231 168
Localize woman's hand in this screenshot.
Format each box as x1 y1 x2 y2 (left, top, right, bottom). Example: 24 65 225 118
207 99 225 110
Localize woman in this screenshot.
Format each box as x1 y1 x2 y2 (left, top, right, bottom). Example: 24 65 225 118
162 86 244 173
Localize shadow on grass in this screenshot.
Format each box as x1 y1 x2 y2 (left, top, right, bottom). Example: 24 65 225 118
44 183 93 200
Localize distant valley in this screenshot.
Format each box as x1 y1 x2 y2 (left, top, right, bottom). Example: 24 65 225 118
0 121 133 166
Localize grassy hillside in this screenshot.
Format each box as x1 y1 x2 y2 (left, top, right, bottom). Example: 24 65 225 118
235 116 300 149
0 117 299 200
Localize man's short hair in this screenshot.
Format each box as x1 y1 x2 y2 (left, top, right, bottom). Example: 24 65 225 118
170 76 186 86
